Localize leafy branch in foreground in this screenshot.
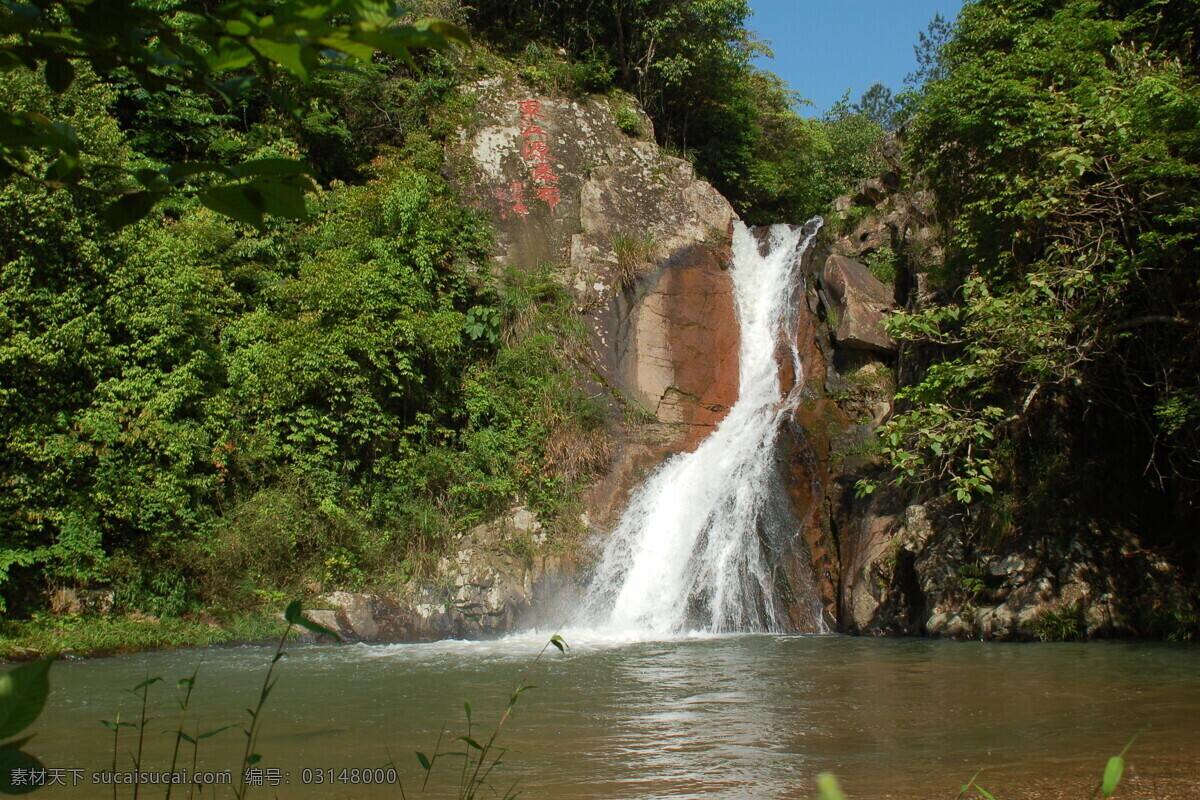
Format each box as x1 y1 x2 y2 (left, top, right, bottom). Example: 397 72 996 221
0 0 469 227
0 658 52 795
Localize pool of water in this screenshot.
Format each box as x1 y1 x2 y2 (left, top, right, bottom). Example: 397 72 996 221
22 632 1200 798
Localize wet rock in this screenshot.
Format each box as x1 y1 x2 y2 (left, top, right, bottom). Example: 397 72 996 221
927 611 971 638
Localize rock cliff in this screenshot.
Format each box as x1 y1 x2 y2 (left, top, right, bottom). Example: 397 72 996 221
822 140 1199 642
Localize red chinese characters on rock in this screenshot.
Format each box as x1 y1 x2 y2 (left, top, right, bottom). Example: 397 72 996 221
511 99 561 214
494 181 529 220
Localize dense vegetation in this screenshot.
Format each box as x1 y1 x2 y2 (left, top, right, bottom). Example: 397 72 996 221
878 0 1199 555
0 0 893 627
0 5 614 621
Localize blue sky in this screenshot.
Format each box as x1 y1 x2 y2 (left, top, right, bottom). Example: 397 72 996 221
746 1 964 116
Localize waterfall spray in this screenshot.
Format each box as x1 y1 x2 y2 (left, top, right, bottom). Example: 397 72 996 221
583 219 824 635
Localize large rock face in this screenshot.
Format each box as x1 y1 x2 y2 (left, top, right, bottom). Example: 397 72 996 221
821 135 1199 642
304 78 747 639
452 78 742 532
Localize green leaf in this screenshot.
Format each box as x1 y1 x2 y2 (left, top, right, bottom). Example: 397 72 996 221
816 773 847 800
43 153 79 183
251 176 311 220
131 676 163 693
198 725 235 740
44 57 74 93
550 634 568 653
0 660 52 740
294 614 340 640
103 192 162 228
1101 756 1123 796
100 720 136 731
284 601 302 624
210 74 257 104
208 42 256 72
317 35 376 61
199 184 265 228
246 753 261 766
414 19 470 46
0 747 43 795
415 751 431 770
249 38 309 80
231 158 314 178
457 736 483 751
463 700 471 723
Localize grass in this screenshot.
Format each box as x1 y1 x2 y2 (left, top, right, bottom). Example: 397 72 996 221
0 611 284 661
1032 602 1085 642
611 231 658 286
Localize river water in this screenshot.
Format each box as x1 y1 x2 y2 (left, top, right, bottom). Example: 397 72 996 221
27 632 1200 799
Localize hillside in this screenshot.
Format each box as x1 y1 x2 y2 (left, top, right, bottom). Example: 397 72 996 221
1 0 1197 649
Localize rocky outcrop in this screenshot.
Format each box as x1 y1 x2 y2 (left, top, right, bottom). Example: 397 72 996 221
297 78 746 640
452 78 741 535
821 135 1199 642
836 498 1200 641
822 254 897 352
297 507 574 642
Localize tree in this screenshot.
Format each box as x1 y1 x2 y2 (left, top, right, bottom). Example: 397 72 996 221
905 11 953 89
879 0 1200 534
0 0 467 228
855 82 899 130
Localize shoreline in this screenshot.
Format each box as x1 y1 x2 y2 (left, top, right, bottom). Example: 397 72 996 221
0 611 287 663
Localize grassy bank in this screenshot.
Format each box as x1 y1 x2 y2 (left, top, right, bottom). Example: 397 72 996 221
0 611 285 661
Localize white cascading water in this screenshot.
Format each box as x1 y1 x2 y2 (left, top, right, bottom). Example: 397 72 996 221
582 219 823 635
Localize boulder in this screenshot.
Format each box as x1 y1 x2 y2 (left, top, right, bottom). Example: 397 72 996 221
297 506 573 643
853 177 888 206
822 254 898 352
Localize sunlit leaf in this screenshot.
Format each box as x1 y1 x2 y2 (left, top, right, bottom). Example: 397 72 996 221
1101 756 1123 796
816 773 847 800
249 37 309 79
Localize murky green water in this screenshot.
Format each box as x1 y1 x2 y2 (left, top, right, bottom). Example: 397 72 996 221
22 633 1200 799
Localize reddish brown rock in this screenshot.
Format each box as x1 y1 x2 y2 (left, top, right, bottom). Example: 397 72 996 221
823 254 898 352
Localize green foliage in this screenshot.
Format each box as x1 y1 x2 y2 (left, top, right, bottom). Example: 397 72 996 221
612 102 643 137
1032 602 1085 642
862 243 898 285
0 659 51 795
0 0 468 226
0 612 282 659
1 75 599 616
466 0 878 222
879 0 1200 527
855 83 900 130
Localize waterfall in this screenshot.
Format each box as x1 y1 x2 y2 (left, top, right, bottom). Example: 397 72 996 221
583 219 824 635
